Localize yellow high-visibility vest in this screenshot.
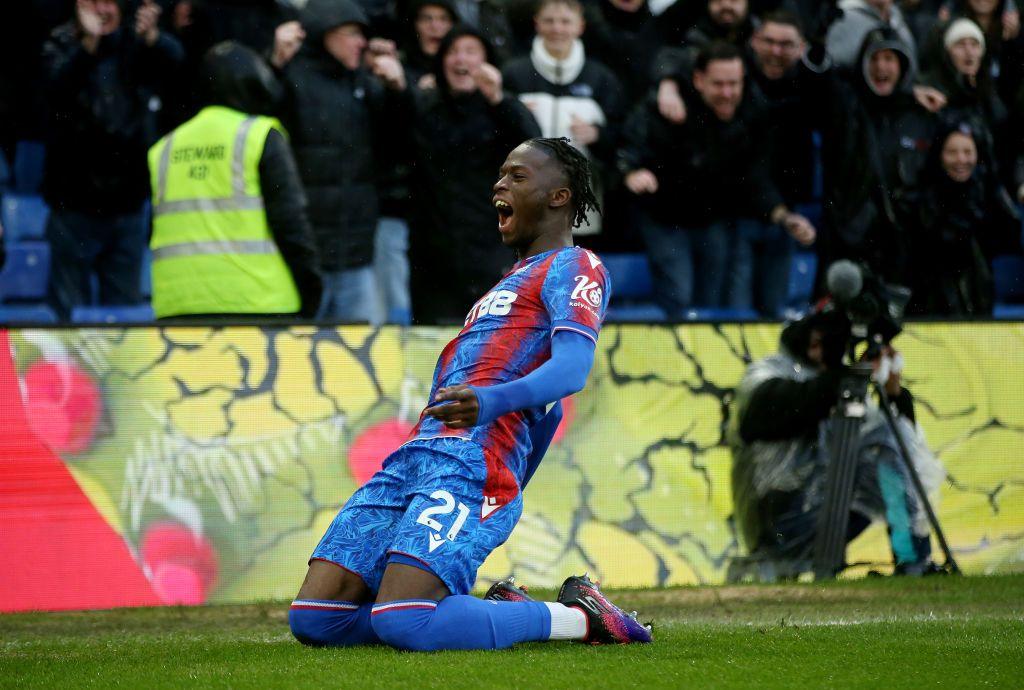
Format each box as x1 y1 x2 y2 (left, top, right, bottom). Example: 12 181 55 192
148 106 300 318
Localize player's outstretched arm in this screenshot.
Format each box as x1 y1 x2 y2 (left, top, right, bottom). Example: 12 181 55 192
425 330 596 429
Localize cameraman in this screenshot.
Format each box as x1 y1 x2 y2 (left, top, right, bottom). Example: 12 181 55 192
729 307 939 575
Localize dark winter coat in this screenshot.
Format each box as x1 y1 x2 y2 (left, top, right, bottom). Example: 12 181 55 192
750 63 819 206
618 87 784 229
810 28 936 287
409 29 540 324
41 23 184 215
281 0 413 270
908 128 1021 316
582 0 664 105
920 40 1021 192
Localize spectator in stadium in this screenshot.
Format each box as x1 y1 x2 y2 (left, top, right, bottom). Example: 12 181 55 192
654 0 758 125
276 0 412 323
814 27 935 292
920 18 1023 197
502 0 625 239
618 42 815 317
749 11 817 210
947 0 1023 107
729 306 940 575
400 0 456 88
41 0 184 319
409 26 540 323
908 121 1020 315
159 0 300 126
582 0 664 105
826 0 918 73
148 42 321 320
445 0 518 61
171 0 298 57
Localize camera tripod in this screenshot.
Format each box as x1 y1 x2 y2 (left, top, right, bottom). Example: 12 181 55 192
812 363 961 579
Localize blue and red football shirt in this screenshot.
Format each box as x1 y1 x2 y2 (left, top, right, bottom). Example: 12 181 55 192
410 245 611 491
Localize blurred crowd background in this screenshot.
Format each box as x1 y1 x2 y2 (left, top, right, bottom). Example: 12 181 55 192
1 0 1023 325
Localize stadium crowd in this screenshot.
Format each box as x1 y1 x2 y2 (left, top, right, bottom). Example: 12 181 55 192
1 0 1023 324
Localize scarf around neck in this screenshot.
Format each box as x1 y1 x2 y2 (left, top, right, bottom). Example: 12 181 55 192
530 36 585 85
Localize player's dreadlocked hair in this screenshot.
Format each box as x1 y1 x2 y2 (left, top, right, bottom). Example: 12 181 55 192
528 137 601 229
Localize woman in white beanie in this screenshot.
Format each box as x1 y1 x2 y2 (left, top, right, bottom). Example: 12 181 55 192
920 17 1021 199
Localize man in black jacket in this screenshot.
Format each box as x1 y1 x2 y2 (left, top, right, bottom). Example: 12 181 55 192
277 0 412 323
729 308 939 574
409 26 540 324
619 42 815 315
42 0 184 319
814 27 935 291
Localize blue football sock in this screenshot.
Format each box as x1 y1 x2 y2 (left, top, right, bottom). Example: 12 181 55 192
370 596 552 651
289 599 379 647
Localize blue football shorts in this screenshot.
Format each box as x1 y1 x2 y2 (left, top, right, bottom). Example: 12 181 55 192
311 437 523 595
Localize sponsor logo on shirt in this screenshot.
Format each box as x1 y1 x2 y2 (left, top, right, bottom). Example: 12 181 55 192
570 274 602 315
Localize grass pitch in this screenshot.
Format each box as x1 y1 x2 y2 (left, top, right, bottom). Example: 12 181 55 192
2 575 1022 689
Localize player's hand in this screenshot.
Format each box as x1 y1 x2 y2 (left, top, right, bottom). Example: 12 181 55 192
370 54 406 91
657 79 687 124
474 63 503 105
569 115 599 146
425 385 480 428
271 20 305 69
625 169 658 195
783 212 816 246
912 84 947 113
135 0 162 46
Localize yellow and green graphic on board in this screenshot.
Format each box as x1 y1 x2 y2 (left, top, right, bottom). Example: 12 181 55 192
4 323 1022 610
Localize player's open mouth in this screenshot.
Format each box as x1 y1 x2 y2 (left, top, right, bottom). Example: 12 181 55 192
495 199 514 231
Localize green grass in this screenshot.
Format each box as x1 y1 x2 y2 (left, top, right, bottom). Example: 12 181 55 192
3 575 1023 689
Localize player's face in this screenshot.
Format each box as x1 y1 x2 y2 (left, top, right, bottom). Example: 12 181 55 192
493 144 567 247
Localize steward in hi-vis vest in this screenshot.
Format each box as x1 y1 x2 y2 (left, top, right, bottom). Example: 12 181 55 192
148 41 321 319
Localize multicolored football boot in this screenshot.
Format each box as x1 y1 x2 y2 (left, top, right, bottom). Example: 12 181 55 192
557 574 653 644
484 576 535 603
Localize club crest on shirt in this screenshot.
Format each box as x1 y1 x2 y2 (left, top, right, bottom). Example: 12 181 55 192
570 274 603 313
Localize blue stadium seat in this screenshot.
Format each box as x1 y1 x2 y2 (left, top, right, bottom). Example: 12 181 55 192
606 304 667 322
71 305 155 324
0 304 58 324
601 253 654 300
993 304 1024 320
13 140 46 194
683 307 760 321
787 251 818 310
1 193 50 241
139 247 153 297
993 255 1024 303
0 241 51 300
